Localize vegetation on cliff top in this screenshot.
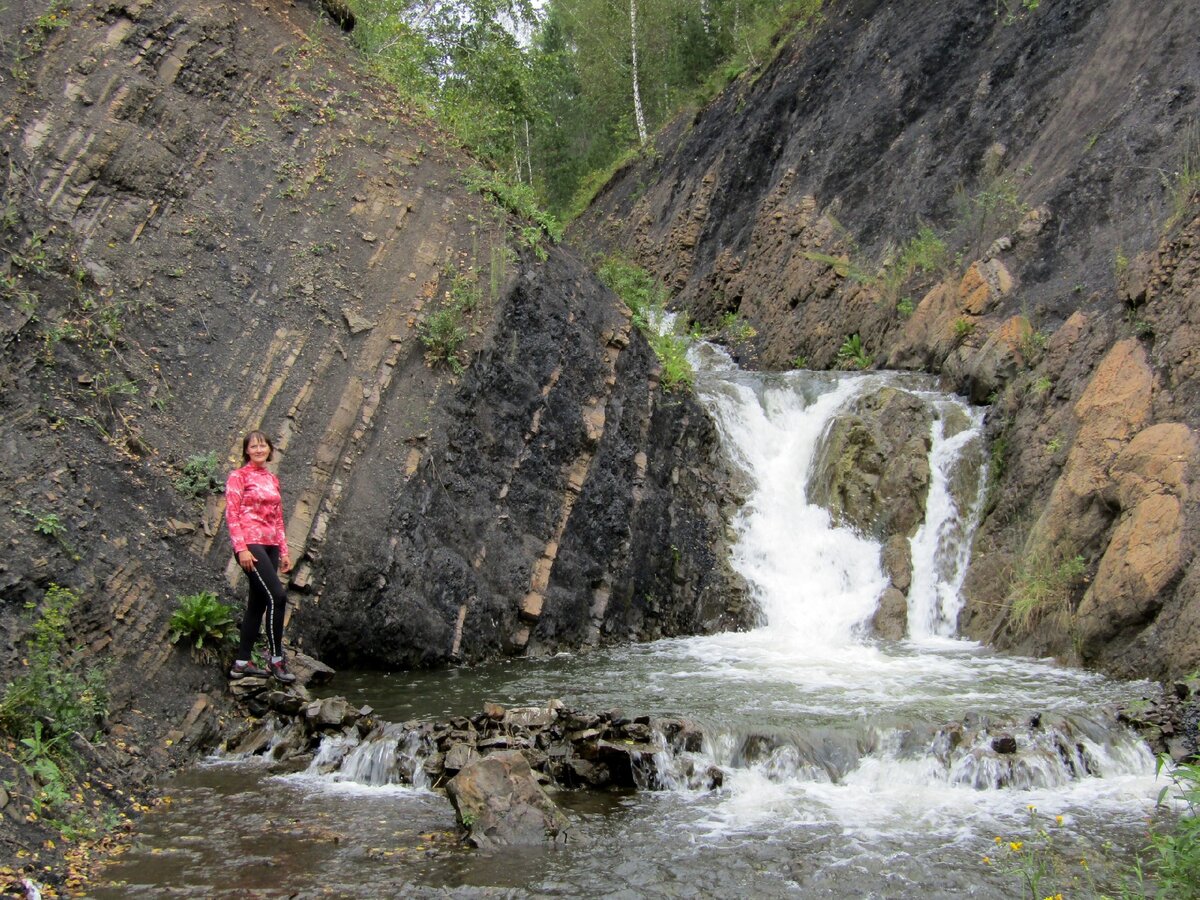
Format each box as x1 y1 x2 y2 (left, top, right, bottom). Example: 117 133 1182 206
347 0 824 217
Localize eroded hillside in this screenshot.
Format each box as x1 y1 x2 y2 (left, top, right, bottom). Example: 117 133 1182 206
575 0 1200 678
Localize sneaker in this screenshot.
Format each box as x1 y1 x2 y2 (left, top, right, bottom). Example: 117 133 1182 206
229 660 269 679
268 658 297 684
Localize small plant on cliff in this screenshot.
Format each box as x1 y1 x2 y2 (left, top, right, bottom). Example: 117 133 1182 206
879 227 948 300
597 255 694 391
419 305 468 374
802 250 870 282
952 317 977 340
169 591 236 657
449 268 482 312
464 166 562 243
718 312 757 342
175 451 221 500
836 333 872 370
1009 550 1087 632
1164 121 1199 232
957 173 1030 252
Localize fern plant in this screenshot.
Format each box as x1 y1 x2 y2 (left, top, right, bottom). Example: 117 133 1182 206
169 591 235 656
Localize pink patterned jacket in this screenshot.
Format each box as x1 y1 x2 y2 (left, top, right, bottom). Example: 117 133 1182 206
225 463 289 557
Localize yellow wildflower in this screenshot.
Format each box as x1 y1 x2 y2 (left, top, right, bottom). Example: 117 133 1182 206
1056 815 1064 825
1009 841 1024 852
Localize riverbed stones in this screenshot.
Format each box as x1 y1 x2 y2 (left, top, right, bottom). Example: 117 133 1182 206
446 750 571 849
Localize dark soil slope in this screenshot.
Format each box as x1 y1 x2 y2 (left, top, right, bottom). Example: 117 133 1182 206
575 0 1200 678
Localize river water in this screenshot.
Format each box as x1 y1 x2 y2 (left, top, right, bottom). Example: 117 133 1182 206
95 348 1165 898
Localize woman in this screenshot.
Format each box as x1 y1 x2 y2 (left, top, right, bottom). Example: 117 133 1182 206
224 430 296 684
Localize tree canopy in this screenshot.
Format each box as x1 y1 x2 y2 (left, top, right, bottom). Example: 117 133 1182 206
347 0 824 217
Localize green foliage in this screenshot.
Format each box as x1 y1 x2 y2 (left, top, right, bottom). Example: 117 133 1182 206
464 166 563 242
597 255 693 391
0 585 108 750
1147 756 1200 897
792 354 808 369
836 333 872 370
419 305 468 373
0 585 113 838
956 173 1030 252
1031 375 1052 395
175 451 221 499
896 297 915 317
419 263 489 374
1009 551 1087 632
718 311 757 341
169 591 236 655
449 269 482 312
879 226 948 300
30 510 64 538
349 0 827 219
953 317 977 339
17 506 77 558
994 0 1041 25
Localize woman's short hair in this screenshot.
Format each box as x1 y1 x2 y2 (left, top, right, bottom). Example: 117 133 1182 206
241 430 275 463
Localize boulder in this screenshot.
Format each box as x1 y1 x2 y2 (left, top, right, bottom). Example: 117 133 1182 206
304 696 360 729
1074 423 1197 655
287 651 336 686
446 750 571 849
871 586 908 641
960 314 1034 404
807 386 933 539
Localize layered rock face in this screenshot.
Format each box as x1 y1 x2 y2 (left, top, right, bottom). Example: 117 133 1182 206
0 0 745 837
575 0 1200 677
306 247 747 667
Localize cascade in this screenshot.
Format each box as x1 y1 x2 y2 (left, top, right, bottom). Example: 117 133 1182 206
100 348 1164 897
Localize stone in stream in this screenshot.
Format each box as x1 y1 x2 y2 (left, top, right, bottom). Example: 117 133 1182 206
446 750 571 849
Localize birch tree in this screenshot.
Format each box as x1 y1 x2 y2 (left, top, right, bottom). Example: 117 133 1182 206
629 0 648 145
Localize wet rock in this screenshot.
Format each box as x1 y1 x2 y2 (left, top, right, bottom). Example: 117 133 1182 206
305 696 359 729
991 735 1018 754
807 386 933 540
504 704 559 729
444 743 479 772
960 314 1033 405
871 586 908 641
288 651 336 687
446 750 571 849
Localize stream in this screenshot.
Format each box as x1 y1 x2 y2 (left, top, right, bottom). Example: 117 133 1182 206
95 347 1165 898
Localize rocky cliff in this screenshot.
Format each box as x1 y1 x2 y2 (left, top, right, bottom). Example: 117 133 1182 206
0 0 744 873
574 0 1200 679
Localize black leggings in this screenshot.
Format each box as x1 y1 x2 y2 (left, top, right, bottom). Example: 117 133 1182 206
235 544 288 660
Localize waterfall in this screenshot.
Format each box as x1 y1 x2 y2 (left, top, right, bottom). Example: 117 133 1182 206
681 345 1156 813
694 345 988 644
907 398 989 640
697 356 889 645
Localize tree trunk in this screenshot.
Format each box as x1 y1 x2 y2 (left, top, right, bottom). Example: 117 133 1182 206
630 0 648 145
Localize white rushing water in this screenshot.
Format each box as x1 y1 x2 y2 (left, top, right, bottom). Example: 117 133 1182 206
100 346 1169 899
676 344 1158 839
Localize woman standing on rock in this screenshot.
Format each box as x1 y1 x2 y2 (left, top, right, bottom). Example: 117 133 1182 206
225 430 296 684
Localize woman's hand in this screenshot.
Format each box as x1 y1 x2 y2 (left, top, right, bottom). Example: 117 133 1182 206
237 549 256 572
280 553 292 574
